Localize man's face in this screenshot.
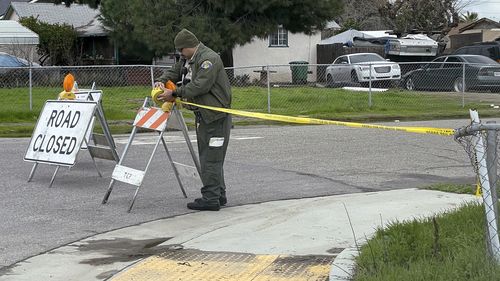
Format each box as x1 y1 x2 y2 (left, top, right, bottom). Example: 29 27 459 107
180 47 196 59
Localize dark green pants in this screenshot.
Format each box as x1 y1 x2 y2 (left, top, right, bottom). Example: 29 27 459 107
196 113 231 203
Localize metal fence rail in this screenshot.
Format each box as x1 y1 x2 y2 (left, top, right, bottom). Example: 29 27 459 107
1 63 499 114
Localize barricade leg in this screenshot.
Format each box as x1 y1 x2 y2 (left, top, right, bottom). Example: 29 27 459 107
48 166 60 188
128 130 165 212
102 126 138 204
174 108 201 174
160 134 188 198
27 163 38 182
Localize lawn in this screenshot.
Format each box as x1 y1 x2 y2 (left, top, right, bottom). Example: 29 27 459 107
0 85 498 137
353 184 500 281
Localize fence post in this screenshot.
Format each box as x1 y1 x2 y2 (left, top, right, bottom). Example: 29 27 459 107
267 65 271 113
29 66 33 111
150 66 155 88
470 111 500 263
486 121 499 221
462 63 465 108
368 63 372 108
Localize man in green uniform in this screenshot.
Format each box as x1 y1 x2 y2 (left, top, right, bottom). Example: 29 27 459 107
156 29 232 211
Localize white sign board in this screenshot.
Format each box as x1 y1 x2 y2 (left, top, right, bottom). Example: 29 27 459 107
24 100 97 166
74 91 102 149
75 90 102 102
112 165 145 187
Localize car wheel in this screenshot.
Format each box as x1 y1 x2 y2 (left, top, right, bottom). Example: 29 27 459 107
326 74 334 87
453 77 465 92
351 71 359 84
405 77 415 90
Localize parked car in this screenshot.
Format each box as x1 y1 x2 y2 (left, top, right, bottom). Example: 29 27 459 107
0 52 40 88
402 55 500 92
453 41 500 63
325 53 401 87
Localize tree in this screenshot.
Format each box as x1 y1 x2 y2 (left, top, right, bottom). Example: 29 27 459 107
19 16 78 65
378 0 459 35
98 0 343 64
460 11 479 23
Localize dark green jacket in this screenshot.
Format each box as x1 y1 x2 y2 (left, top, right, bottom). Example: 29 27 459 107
156 43 232 123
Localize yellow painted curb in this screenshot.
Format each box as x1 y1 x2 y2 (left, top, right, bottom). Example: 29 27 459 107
111 250 334 281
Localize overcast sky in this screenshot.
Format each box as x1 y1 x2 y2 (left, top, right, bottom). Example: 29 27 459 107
464 0 500 21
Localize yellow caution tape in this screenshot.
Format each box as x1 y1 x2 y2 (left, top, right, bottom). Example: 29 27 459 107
179 101 456 136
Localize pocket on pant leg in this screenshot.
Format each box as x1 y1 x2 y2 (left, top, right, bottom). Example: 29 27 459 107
207 137 225 162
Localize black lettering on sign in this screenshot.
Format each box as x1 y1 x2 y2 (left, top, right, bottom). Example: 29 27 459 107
33 134 43 151
70 111 80 128
47 110 82 128
59 136 71 154
46 135 56 152
47 110 57 127
55 110 65 127
53 136 63 153
62 113 72 128
66 137 77 154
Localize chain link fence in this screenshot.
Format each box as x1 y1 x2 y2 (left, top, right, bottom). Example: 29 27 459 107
455 112 500 263
1 62 500 122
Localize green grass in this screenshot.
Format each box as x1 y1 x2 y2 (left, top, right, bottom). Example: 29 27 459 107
353 202 500 281
0 85 498 137
422 183 500 197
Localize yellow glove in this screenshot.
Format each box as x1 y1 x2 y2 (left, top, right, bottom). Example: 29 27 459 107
59 91 76 100
151 87 164 106
161 101 174 112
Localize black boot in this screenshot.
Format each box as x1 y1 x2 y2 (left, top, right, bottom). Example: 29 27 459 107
187 199 220 211
195 197 227 206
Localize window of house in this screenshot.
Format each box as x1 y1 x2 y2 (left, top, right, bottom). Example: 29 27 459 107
269 27 288 47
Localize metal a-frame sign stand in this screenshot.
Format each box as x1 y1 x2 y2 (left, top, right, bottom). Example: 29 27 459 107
27 85 119 187
102 97 201 212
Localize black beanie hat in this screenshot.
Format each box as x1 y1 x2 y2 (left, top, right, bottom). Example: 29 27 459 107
174 29 200 49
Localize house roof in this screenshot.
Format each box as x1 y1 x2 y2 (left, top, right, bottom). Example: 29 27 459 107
0 20 39 45
458 18 500 33
0 0 29 18
6 2 107 36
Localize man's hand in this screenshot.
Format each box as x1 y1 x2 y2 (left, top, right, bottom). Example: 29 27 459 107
154 81 164 88
157 88 176 102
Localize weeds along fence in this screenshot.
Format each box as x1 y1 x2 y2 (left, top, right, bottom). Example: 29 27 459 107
1 62 500 116
455 112 500 263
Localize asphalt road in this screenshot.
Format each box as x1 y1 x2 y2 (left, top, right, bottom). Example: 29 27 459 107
0 118 491 269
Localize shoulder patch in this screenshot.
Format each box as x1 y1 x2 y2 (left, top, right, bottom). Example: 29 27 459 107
201 60 213 69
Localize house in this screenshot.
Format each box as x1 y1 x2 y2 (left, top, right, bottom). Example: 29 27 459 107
0 20 39 60
446 18 500 51
3 1 116 65
232 26 323 83
0 0 28 19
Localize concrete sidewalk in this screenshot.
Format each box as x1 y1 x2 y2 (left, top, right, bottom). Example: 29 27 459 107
0 189 477 281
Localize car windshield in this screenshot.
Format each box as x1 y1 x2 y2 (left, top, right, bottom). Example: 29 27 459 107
349 54 385 64
462 56 497 64
0 54 27 67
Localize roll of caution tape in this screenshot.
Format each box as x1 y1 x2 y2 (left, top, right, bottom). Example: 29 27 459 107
179 101 455 136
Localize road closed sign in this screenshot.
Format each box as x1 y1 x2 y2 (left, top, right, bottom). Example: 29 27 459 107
24 100 97 166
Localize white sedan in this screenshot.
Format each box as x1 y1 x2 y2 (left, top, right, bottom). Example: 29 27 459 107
325 53 401 87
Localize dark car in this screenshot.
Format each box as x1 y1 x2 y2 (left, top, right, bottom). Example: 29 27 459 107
402 55 500 92
453 41 500 63
0 52 39 88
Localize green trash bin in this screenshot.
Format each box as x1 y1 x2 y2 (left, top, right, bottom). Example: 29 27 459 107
289 61 309 84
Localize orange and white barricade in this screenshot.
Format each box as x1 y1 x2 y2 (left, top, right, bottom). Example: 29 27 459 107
102 97 201 212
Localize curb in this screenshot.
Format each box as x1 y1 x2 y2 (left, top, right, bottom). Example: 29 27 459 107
329 247 359 281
